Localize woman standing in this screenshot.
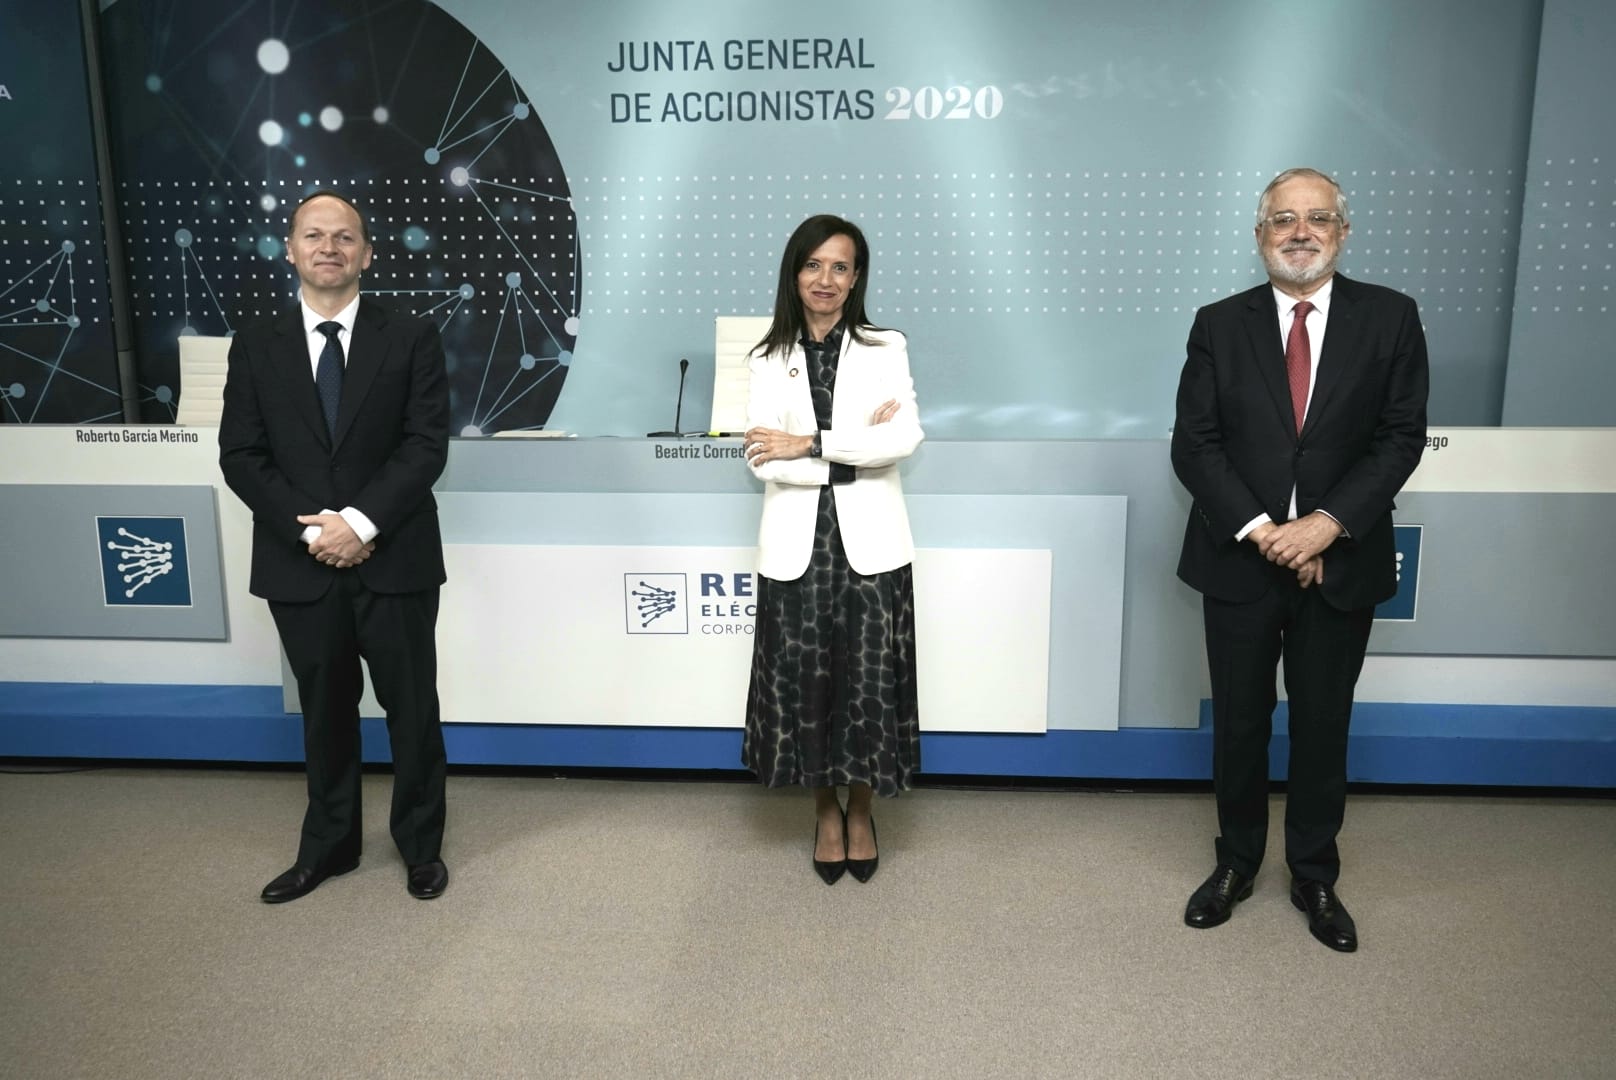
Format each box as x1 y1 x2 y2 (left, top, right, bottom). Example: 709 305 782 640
742 214 924 884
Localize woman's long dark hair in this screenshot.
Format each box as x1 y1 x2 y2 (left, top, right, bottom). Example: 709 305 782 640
753 214 886 360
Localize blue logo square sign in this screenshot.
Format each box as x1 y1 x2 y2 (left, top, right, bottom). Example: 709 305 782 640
97 516 192 607
1375 524 1423 621
625 573 687 634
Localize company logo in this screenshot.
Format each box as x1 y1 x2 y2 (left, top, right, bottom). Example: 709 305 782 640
623 568 762 637
97 516 192 607
625 573 687 634
1375 524 1423 622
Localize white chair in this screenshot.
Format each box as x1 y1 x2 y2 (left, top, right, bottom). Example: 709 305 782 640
174 334 232 426
711 316 770 433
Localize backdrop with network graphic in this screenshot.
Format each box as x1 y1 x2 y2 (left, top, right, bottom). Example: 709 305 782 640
97 0 577 433
0 1 121 423
2 0 1612 433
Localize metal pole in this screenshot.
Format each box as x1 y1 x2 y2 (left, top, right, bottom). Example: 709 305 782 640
77 0 142 423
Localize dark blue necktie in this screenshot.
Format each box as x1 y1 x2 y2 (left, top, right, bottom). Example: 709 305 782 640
314 321 344 439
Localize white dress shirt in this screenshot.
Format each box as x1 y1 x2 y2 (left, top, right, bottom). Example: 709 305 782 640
297 295 379 547
1234 277 1339 540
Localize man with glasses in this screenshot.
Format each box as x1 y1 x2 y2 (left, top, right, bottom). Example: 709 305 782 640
1170 168 1429 951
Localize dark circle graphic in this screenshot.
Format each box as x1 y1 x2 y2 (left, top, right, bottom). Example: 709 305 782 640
100 0 579 433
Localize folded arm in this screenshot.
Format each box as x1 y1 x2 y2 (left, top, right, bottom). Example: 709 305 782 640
744 336 923 485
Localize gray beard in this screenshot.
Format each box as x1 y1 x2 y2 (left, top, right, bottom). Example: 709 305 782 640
1264 247 1337 288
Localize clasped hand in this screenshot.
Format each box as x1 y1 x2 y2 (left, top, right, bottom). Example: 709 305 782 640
1252 512 1342 589
299 513 375 569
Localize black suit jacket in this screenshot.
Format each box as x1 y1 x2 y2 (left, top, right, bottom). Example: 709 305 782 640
1171 274 1429 611
219 297 451 603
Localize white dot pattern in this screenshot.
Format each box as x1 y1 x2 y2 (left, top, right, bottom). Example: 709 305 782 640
0 178 121 423
1496 154 1615 423
567 167 1527 319
1515 156 1614 317
10 161 1609 432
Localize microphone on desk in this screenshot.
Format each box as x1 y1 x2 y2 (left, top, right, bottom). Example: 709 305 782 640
648 358 690 437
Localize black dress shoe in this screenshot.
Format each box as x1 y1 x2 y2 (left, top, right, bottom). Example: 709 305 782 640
812 814 846 885
260 858 358 904
1291 879 1358 952
846 816 878 884
407 859 449 899
1184 864 1253 928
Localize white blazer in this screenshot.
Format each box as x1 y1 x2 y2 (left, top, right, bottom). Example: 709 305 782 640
747 327 924 581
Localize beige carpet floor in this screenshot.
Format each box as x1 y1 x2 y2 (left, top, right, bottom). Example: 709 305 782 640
1 768 1612 1079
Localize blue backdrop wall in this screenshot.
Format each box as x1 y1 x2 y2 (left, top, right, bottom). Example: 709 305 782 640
5 0 1612 437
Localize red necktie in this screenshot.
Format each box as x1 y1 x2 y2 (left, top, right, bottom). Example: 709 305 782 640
1285 300 1314 435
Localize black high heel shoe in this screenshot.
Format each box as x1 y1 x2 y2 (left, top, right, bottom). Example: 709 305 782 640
813 811 847 885
846 816 879 883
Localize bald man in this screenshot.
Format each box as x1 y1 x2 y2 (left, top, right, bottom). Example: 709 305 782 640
220 190 452 903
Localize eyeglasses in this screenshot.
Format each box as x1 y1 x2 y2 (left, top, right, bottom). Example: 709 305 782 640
1262 210 1343 231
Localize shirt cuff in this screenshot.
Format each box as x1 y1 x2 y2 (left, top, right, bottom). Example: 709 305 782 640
1235 513 1272 542
302 508 339 545
1316 509 1349 539
340 507 379 544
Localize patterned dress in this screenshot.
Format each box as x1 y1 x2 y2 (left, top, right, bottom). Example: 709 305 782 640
742 326 920 797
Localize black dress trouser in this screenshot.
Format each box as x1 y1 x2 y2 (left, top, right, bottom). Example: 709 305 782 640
270 573 446 870
1202 567 1374 885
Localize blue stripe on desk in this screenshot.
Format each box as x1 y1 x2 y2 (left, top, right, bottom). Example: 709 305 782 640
2 683 1612 788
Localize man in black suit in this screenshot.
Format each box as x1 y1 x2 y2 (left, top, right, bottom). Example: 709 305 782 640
220 190 452 903
1170 168 1428 951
